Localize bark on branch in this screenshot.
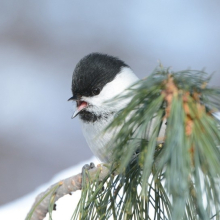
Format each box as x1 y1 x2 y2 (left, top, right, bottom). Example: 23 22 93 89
25 164 110 220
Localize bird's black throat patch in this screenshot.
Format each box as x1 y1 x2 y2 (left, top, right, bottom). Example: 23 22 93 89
79 110 114 123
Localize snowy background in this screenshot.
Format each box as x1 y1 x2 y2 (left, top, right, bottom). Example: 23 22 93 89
0 1 220 218
0 157 99 220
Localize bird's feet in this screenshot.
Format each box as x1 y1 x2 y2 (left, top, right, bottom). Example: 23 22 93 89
82 162 95 173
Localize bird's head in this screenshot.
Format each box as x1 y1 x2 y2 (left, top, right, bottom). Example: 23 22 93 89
68 53 139 123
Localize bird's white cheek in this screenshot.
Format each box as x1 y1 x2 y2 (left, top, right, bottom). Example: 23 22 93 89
82 67 139 111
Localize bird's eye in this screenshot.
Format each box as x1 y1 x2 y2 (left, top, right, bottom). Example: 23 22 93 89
92 88 100 95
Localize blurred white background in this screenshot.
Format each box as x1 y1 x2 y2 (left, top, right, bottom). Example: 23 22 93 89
0 1 220 206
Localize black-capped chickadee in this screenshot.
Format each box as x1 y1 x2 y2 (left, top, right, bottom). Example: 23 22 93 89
68 53 139 162
68 53 220 164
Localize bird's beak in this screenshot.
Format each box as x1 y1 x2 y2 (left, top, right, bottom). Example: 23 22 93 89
71 100 88 119
68 94 77 101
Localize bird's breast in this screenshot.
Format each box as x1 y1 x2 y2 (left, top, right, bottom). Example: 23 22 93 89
80 114 116 162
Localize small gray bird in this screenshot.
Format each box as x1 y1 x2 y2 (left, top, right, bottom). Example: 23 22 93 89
68 53 139 162
69 54 220 165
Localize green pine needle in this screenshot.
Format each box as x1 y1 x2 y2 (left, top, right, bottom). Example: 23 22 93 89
73 67 220 220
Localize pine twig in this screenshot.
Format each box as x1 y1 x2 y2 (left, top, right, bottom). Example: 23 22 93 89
25 164 110 220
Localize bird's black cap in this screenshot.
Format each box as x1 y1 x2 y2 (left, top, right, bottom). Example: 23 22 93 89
70 53 129 99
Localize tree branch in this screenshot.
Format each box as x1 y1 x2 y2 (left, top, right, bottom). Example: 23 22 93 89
25 164 110 220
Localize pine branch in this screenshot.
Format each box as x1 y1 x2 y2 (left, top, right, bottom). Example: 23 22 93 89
74 67 220 220
26 67 220 220
25 164 110 220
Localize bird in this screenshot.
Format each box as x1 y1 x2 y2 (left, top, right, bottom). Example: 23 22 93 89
68 53 220 164
68 53 139 163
